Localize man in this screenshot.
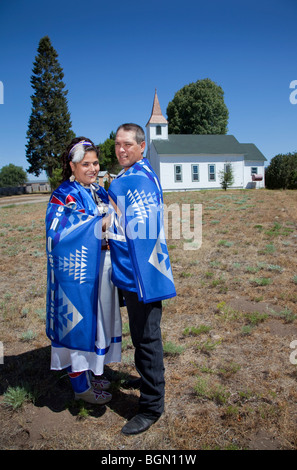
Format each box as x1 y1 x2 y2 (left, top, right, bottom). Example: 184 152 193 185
108 123 176 435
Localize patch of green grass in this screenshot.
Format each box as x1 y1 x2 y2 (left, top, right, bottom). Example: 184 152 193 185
122 322 130 335
241 325 253 336
204 271 214 278
217 361 241 378
163 341 184 356
266 264 283 272
233 262 241 269
258 243 277 255
211 276 226 288
3 385 35 410
218 239 234 247
77 405 91 419
250 277 272 286
216 302 243 322
35 308 46 320
32 250 44 258
265 222 294 237
196 339 221 354
121 337 133 351
194 376 230 404
271 308 297 323
20 330 37 342
180 271 192 278
245 265 260 273
244 311 268 326
182 325 212 336
263 244 276 254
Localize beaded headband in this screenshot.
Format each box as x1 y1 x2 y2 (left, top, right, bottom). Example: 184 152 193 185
68 140 93 159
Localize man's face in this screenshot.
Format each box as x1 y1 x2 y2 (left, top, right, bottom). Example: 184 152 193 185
115 129 145 171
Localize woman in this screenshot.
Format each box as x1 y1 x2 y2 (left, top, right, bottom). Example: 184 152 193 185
45 137 122 405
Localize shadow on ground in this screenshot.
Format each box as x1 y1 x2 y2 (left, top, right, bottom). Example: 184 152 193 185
0 346 139 420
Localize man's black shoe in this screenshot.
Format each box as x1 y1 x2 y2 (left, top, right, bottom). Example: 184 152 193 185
122 377 141 389
121 414 158 435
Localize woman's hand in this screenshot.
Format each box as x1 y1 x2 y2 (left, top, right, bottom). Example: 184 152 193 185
102 214 111 232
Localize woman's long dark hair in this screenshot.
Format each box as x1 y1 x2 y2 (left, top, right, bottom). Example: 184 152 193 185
61 136 99 182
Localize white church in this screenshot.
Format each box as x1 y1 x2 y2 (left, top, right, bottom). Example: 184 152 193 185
145 90 266 191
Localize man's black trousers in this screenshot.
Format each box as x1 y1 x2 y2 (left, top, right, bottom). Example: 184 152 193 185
122 290 165 418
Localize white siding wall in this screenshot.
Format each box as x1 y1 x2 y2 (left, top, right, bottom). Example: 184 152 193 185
148 142 160 177
159 155 245 191
146 123 168 143
244 161 265 188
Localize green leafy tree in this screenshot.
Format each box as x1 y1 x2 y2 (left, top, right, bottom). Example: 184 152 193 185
98 131 121 173
166 78 229 135
0 164 28 187
26 36 75 178
48 167 62 191
265 153 297 189
219 163 234 190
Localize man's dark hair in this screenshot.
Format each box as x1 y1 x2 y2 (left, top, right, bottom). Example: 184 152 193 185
116 123 145 145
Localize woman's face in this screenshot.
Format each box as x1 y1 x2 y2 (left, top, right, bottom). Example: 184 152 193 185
69 151 100 185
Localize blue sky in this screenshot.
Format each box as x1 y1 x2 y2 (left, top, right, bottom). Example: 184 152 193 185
0 0 296 180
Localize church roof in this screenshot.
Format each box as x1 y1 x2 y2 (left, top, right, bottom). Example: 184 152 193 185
152 134 266 161
146 89 168 125
238 143 267 161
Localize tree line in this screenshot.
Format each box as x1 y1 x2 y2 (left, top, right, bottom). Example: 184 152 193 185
265 153 297 189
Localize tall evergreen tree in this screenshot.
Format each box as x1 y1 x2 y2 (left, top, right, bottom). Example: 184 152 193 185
26 36 74 178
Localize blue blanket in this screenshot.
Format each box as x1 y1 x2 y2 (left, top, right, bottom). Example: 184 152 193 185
45 181 105 352
108 158 176 303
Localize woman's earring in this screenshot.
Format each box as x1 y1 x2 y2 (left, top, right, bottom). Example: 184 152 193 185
69 174 75 182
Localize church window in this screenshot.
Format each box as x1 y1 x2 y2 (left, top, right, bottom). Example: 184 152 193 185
208 164 216 181
192 164 199 182
174 164 182 182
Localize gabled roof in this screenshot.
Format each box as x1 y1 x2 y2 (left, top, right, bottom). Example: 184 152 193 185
152 134 266 161
146 89 168 125
239 143 267 161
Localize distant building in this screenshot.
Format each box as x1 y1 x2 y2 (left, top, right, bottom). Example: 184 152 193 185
0 180 51 196
25 181 51 193
97 171 117 187
146 90 266 191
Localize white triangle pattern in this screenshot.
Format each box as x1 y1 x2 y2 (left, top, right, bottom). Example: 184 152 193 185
148 228 173 282
57 284 83 340
127 189 157 224
57 245 88 284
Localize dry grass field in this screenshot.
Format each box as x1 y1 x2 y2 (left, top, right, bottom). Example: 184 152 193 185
0 188 297 451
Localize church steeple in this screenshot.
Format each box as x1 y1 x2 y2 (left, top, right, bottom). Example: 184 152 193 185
146 90 168 158
147 89 168 125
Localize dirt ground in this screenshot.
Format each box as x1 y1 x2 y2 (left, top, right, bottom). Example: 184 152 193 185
0 189 296 451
